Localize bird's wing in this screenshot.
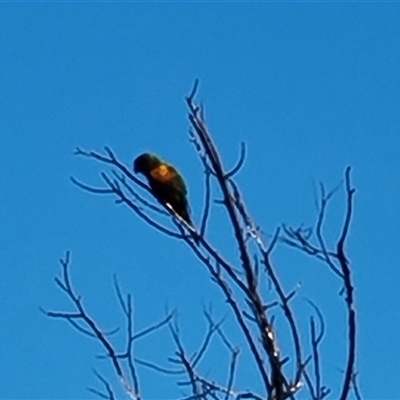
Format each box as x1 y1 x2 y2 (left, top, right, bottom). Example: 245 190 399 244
149 164 187 196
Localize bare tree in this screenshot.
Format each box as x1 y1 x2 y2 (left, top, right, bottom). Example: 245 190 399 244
45 81 360 400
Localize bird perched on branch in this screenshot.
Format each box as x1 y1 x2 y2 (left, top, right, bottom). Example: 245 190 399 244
133 153 194 227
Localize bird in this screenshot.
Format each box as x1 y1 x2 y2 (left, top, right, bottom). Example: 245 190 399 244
133 153 194 227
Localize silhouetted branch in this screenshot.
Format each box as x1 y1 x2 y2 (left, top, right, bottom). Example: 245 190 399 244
225 142 246 179
103 171 187 239
45 253 180 400
185 85 309 399
134 358 183 375
304 300 330 400
45 252 139 399
112 171 167 215
191 314 223 368
203 309 236 354
71 176 114 194
187 79 200 103
279 225 340 270
200 166 212 237
338 167 356 400
169 322 199 397
280 166 358 400
73 147 198 242
132 313 175 341
315 184 344 278
351 372 362 400
88 369 116 400
183 237 272 395
63 82 359 400
225 348 240 400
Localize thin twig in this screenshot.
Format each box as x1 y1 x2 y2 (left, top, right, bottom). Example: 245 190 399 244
225 348 239 400
225 142 246 179
200 167 212 237
88 369 116 400
46 252 139 400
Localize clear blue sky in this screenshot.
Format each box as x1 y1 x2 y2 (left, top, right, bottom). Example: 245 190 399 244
1 3 400 399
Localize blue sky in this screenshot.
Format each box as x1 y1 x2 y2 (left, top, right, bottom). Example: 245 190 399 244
1 3 400 399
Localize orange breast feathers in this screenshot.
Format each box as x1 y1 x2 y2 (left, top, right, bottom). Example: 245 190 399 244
149 164 176 183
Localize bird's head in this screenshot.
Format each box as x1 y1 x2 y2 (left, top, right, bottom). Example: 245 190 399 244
133 153 162 175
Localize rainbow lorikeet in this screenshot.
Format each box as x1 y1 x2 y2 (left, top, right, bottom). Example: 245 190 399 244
133 153 194 227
